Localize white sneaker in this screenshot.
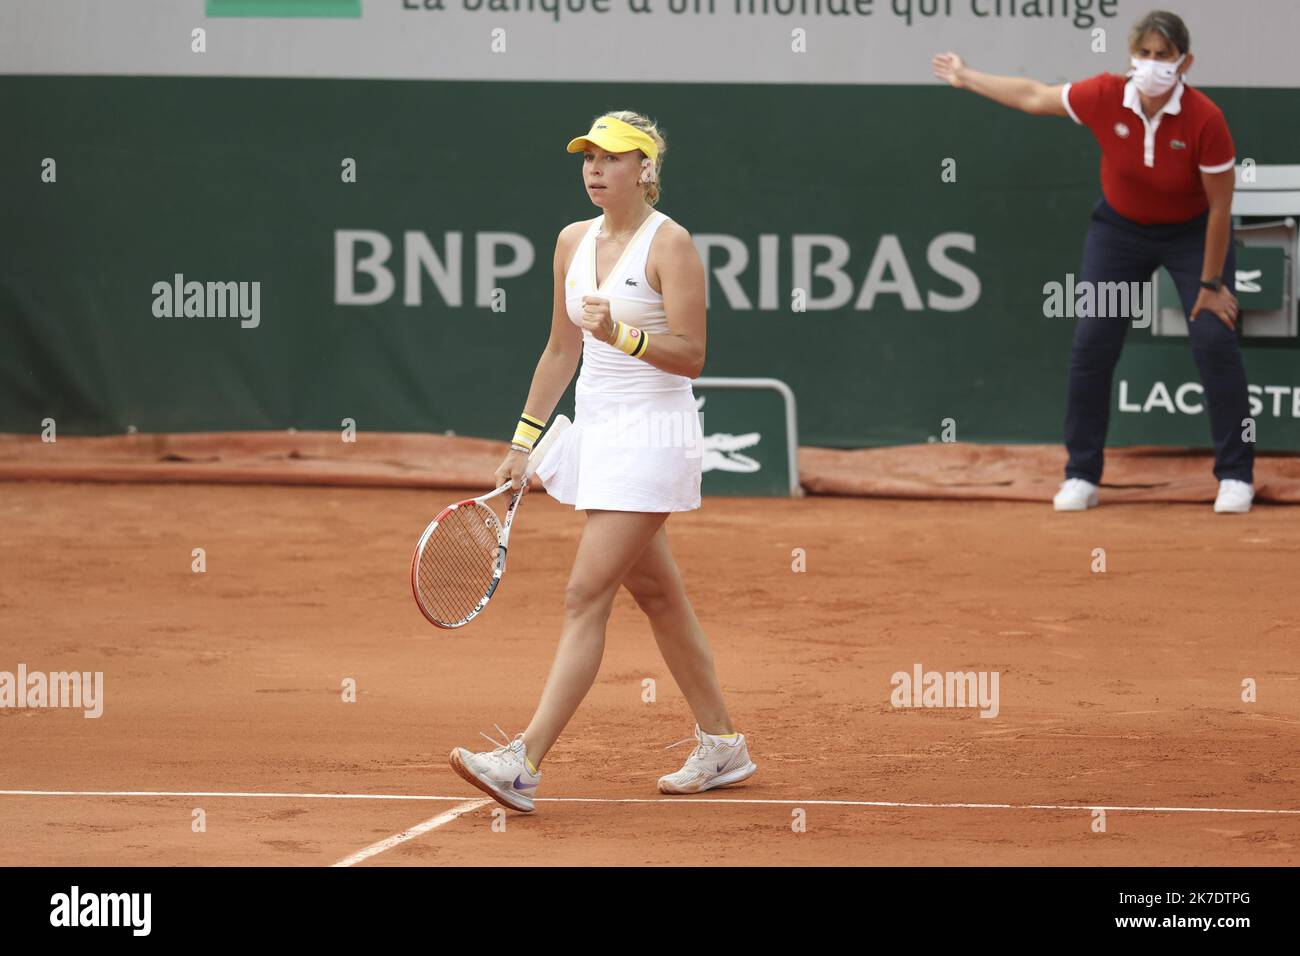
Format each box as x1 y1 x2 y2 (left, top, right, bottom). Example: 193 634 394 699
658 725 758 795
1214 479 1254 514
1053 478 1099 512
449 724 541 812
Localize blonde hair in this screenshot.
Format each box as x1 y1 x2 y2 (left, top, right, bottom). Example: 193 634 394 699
597 109 668 207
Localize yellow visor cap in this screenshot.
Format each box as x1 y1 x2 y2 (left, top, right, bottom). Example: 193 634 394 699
566 115 658 162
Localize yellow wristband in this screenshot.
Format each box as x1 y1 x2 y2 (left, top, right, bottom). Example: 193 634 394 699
512 413 546 450
611 321 650 359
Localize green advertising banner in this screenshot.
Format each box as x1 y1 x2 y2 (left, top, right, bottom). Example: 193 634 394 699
3 76 1299 452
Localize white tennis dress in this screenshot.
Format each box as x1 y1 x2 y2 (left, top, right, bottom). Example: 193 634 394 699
535 209 703 512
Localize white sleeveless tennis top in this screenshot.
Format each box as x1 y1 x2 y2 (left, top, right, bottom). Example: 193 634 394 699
564 210 692 395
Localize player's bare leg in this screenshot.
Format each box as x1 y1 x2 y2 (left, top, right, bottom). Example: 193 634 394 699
521 509 668 766
621 525 734 735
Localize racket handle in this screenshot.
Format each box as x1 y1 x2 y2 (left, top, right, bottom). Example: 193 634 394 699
523 414 572 481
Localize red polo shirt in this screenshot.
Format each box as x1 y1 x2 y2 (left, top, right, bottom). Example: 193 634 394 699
1062 73 1235 225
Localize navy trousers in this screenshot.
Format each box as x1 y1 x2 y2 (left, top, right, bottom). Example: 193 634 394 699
1064 198 1254 484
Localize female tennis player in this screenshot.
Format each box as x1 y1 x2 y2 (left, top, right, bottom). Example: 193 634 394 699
934 9 1254 514
448 111 757 812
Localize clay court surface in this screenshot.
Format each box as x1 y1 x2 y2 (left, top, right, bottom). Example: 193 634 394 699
1 480 1297 866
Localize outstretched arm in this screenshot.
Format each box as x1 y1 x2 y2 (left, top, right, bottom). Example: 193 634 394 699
932 52 1068 117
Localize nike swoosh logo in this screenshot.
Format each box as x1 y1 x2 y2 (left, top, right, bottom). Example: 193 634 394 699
512 775 534 790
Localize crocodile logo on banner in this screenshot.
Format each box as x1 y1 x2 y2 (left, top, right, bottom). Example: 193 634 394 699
1235 269 1262 294
696 396 761 474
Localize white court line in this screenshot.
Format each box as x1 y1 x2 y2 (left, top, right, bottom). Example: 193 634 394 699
331 799 489 867
2 789 1299 815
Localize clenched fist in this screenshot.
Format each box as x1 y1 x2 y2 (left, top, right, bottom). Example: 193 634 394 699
578 295 617 344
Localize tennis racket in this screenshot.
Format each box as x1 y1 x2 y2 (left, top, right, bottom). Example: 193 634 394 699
410 415 572 629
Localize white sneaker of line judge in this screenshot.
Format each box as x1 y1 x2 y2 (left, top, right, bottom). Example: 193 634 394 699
1214 479 1254 514
1053 478 1099 512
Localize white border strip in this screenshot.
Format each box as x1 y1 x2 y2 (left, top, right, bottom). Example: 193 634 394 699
2 790 1297 815
331 799 489 867
1061 82 1082 125
1201 156 1236 174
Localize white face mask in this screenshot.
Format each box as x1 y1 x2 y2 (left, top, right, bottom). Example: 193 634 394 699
1129 53 1185 97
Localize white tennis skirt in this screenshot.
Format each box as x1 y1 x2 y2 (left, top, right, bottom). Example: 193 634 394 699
535 383 703 513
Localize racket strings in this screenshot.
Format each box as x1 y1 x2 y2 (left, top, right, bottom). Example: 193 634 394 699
416 507 498 623
415 503 502 626
418 506 498 603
